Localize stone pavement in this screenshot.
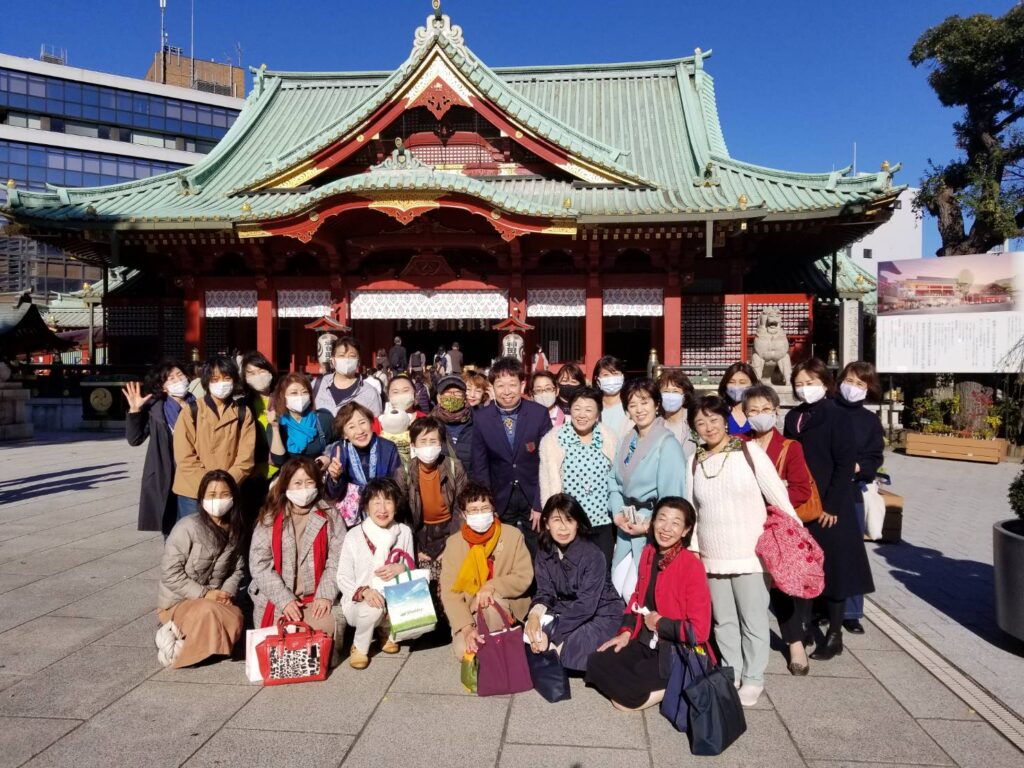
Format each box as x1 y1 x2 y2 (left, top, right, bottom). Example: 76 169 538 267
0 433 1021 768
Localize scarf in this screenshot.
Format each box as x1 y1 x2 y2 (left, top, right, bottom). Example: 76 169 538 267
434 401 471 425
162 393 194 432
452 519 501 596
657 542 684 571
347 439 379 486
361 519 401 590
616 420 672 488
260 508 329 628
282 410 318 455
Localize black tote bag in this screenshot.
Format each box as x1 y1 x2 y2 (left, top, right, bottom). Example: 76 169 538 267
681 625 747 755
526 647 571 702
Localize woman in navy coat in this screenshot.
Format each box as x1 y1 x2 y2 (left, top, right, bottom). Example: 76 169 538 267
525 494 625 671
784 358 874 660
123 360 195 535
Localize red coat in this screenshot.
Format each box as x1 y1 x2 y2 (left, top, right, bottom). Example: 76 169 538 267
622 544 712 644
760 429 813 509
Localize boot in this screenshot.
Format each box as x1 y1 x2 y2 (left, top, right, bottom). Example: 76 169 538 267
810 631 843 661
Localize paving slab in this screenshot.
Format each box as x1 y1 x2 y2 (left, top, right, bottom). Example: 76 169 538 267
92 613 159 648
505 677 646 749
0 716 81 768
184 728 353 768
0 674 25 693
341 692 508 768
50 576 157 624
228 657 403 735
387 641 472 696
153 658 253 686
854 649 980 721
0 546 113 578
21 681 257 768
648 708 807 768
499 744 650 768
0 616 120 675
918 720 1023 768
0 571 37 594
767 675 954 765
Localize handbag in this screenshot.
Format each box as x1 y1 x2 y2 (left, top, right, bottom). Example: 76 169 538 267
255 617 333 686
660 641 710 732
756 505 825 599
474 603 533 697
862 481 885 541
382 555 438 642
244 625 279 683
682 625 746 755
525 628 571 702
773 440 824 523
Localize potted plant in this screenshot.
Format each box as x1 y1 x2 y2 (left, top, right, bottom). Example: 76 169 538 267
905 392 1008 463
994 469 1024 641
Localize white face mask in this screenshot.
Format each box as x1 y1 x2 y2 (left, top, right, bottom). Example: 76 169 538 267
840 383 867 403
747 413 777 434
208 381 234 400
726 385 749 403
661 392 684 414
286 394 311 413
533 391 557 409
334 357 358 376
202 498 233 518
797 384 827 404
166 380 189 398
465 511 494 533
389 393 415 412
246 371 273 393
286 487 319 509
414 445 442 464
599 374 624 395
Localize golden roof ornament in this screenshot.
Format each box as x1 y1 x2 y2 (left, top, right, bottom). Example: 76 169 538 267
737 193 748 209
563 197 573 209
241 202 252 212
880 160 890 172
412 0 464 55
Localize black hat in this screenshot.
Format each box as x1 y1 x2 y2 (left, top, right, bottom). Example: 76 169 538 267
436 375 467 394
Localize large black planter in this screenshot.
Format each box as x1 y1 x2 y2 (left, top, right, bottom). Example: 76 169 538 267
994 519 1024 641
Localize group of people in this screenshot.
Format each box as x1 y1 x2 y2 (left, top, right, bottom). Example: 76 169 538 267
126 337 882 713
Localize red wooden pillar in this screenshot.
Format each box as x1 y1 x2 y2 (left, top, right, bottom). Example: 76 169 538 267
183 279 205 362
584 277 603 375
663 281 682 366
256 281 277 368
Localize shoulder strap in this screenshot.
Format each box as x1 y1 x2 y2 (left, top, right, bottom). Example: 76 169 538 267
312 375 326 403
188 399 199 428
775 439 792 474
740 440 757 477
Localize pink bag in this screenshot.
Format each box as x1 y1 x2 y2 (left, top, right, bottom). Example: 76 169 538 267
756 505 824 599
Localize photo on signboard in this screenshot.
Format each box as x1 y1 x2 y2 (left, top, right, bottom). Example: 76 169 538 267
877 252 1019 317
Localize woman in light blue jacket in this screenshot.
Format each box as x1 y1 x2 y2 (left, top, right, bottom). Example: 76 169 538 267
608 379 687 597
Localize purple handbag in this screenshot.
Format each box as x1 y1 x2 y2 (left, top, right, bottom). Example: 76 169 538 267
475 603 533 697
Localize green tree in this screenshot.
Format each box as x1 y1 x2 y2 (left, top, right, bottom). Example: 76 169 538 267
910 5 1024 255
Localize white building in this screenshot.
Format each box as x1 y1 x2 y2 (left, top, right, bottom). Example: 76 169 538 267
847 187 922 275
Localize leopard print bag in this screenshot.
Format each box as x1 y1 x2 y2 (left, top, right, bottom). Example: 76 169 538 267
256 618 333 686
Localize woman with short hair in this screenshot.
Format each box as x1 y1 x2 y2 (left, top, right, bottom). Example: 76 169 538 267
462 371 492 409
658 368 698 472
267 372 333 467
593 355 629 437
717 362 760 436
156 469 245 668
555 363 587 413
529 370 565 429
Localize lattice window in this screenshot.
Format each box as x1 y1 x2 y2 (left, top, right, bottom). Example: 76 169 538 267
681 302 742 373
107 305 159 337
410 144 495 166
534 317 583 364
205 318 228 356
162 305 184 359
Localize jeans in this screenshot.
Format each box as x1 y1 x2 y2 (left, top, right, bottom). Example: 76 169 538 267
845 501 866 620
176 495 198 520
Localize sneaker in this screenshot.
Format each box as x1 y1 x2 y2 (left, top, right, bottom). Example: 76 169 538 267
155 621 181 667
738 684 764 707
349 647 370 670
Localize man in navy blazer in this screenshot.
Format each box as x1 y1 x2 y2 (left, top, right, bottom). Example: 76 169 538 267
470 356 552 555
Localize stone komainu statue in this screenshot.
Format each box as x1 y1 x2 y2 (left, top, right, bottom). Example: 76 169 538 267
750 307 792 384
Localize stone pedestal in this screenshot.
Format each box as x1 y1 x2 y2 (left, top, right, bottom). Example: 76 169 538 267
0 382 33 441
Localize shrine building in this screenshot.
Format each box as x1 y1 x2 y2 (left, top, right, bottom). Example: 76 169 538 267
2 4 901 375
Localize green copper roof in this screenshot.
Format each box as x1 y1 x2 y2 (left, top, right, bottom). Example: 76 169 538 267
3 13 902 229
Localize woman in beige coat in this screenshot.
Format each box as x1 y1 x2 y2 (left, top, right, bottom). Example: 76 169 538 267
248 457 345 648
157 469 245 668
440 483 534 659
538 386 618 568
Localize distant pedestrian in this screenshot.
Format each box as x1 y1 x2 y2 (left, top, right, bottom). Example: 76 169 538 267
447 342 463 374
388 337 408 374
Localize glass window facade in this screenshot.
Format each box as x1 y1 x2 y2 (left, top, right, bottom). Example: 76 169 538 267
0 67 238 144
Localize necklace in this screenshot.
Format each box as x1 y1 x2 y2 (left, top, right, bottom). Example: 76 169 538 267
696 436 743 480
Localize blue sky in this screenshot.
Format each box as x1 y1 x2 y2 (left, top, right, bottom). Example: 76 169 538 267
3 0 1019 256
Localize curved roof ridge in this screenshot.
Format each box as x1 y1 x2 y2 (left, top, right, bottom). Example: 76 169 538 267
713 154 894 187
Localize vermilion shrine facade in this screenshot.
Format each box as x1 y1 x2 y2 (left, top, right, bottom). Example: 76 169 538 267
3 5 901 374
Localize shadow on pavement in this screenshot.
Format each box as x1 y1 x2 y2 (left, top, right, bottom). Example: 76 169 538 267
0 464 125 488
0 467 130 504
872 539 1024 656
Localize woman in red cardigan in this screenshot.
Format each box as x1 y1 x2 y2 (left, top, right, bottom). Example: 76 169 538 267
742 384 814 675
585 497 711 711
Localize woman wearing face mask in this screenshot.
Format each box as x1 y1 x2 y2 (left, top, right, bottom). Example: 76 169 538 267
249 458 345 650
555 362 587 413
432 375 475 468
525 494 624 671
609 380 687 598
593 356 630 437
323 403 404 528
337 478 414 669
785 358 875 661
267 373 334 467
586 497 711 711
539 387 618 568
172 355 256 520
658 369 698 473
717 362 760 436
529 371 564 429
240 351 278 478
742 385 815 675
311 336 383 420
124 359 195 537
836 361 884 635
156 470 245 668
439 483 534 659
404 417 467 571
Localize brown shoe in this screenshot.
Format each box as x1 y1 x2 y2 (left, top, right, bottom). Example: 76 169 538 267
381 638 400 654
349 647 370 670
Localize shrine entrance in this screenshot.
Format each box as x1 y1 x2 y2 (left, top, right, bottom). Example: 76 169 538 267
391 323 500 370
604 317 655 376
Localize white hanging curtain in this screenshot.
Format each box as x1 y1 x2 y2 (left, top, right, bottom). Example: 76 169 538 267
349 290 508 320
205 290 256 318
603 288 664 317
526 288 585 317
277 290 333 319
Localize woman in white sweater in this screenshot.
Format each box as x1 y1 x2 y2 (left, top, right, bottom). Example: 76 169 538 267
336 477 414 669
689 394 800 708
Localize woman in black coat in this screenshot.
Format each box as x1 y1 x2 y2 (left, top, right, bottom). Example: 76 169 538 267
123 360 195 536
784 357 874 661
836 361 885 634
